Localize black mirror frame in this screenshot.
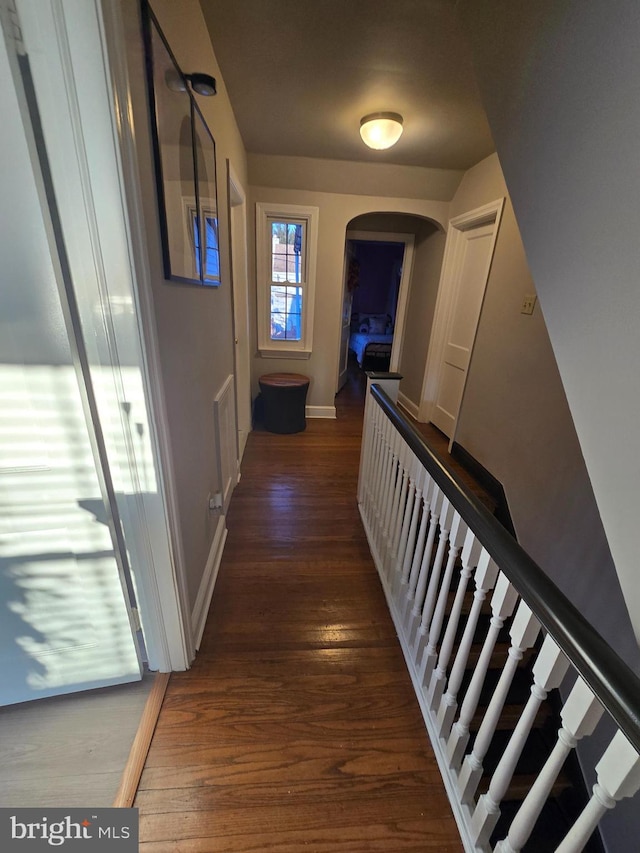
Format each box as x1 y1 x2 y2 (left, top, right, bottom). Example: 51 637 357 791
140 0 221 287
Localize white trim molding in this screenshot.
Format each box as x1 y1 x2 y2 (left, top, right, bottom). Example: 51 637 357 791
191 515 227 651
346 230 416 374
306 405 337 419
11 0 194 673
256 201 319 359
397 391 419 420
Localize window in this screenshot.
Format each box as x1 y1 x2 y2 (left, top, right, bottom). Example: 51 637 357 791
192 208 220 285
256 202 319 357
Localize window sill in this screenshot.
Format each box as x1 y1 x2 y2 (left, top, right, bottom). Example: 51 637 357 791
259 347 311 360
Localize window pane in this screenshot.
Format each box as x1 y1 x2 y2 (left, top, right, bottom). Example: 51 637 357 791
270 220 304 284
204 214 220 281
194 212 220 283
270 285 302 341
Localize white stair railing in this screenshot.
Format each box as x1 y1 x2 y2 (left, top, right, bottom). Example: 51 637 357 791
357 374 640 853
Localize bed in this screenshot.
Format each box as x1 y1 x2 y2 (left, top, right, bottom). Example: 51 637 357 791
349 332 394 371
349 313 394 371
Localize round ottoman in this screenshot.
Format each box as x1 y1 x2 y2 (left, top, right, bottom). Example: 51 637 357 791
258 373 310 434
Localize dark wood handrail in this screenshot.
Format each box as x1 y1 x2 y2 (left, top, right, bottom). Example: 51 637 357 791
370 383 640 753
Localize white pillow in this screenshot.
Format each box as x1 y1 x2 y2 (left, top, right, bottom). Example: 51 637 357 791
368 316 387 334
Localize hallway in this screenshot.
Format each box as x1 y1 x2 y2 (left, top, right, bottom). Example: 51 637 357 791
135 368 462 851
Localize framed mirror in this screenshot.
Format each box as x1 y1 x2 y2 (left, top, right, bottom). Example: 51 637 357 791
193 105 221 286
141 0 221 287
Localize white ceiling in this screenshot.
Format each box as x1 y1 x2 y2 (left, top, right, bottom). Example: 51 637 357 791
199 0 495 171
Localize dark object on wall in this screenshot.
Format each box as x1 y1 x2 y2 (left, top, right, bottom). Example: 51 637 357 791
258 373 310 434
450 441 516 537
141 0 221 286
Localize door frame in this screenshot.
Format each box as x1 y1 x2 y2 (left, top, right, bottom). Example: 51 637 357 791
340 230 415 382
227 161 252 464
10 0 194 673
418 199 504 438
335 243 353 392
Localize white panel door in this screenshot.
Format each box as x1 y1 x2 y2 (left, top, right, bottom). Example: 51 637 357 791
0 26 141 706
431 223 496 436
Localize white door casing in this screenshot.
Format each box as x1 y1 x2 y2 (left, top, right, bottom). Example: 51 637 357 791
0 2 144 705
1 0 195 682
420 199 504 438
228 163 252 462
336 245 353 392
338 230 416 390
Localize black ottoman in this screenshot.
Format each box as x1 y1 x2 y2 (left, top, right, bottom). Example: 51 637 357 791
258 373 310 434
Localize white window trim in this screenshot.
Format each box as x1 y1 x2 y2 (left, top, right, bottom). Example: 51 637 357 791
256 202 319 358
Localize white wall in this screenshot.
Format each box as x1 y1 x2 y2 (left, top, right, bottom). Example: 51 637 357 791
122 0 247 609
458 0 640 648
451 155 638 671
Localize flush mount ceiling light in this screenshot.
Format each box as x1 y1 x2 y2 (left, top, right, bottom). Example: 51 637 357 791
359 112 404 150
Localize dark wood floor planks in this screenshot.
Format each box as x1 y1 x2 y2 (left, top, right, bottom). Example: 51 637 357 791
136 366 462 852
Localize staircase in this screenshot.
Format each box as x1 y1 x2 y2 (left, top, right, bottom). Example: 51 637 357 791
357 373 640 852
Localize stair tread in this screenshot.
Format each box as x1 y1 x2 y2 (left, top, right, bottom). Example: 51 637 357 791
477 771 572 802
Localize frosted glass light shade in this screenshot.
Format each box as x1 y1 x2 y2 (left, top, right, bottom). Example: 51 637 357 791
359 112 404 150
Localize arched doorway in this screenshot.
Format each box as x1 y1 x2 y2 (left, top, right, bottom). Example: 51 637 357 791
336 213 443 397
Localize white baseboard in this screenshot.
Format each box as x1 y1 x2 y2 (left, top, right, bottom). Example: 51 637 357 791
191 515 228 651
306 405 336 419
397 391 420 420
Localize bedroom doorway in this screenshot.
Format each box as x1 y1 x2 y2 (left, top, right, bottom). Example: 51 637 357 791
336 230 415 391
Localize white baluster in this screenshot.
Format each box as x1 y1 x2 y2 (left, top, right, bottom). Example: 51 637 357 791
494 675 604 853
391 460 425 601
399 475 434 623
470 635 569 848
369 406 387 533
448 574 521 774
358 388 376 508
417 511 469 688
427 528 483 712
385 440 411 582
456 601 540 800
555 730 640 853
375 415 395 554
387 430 407 557
409 495 455 651
365 403 384 524
436 548 499 739
380 424 401 555
401 482 441 630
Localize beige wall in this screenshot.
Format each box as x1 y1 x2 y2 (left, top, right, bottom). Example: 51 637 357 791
399 226 446 405
248 182 450 409
458 0 640 651
123 0 247 609
451 155 637 670
346 212 445 406
249 153 463 200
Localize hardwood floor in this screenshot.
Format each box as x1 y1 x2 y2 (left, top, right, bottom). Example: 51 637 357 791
136 366 462 851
